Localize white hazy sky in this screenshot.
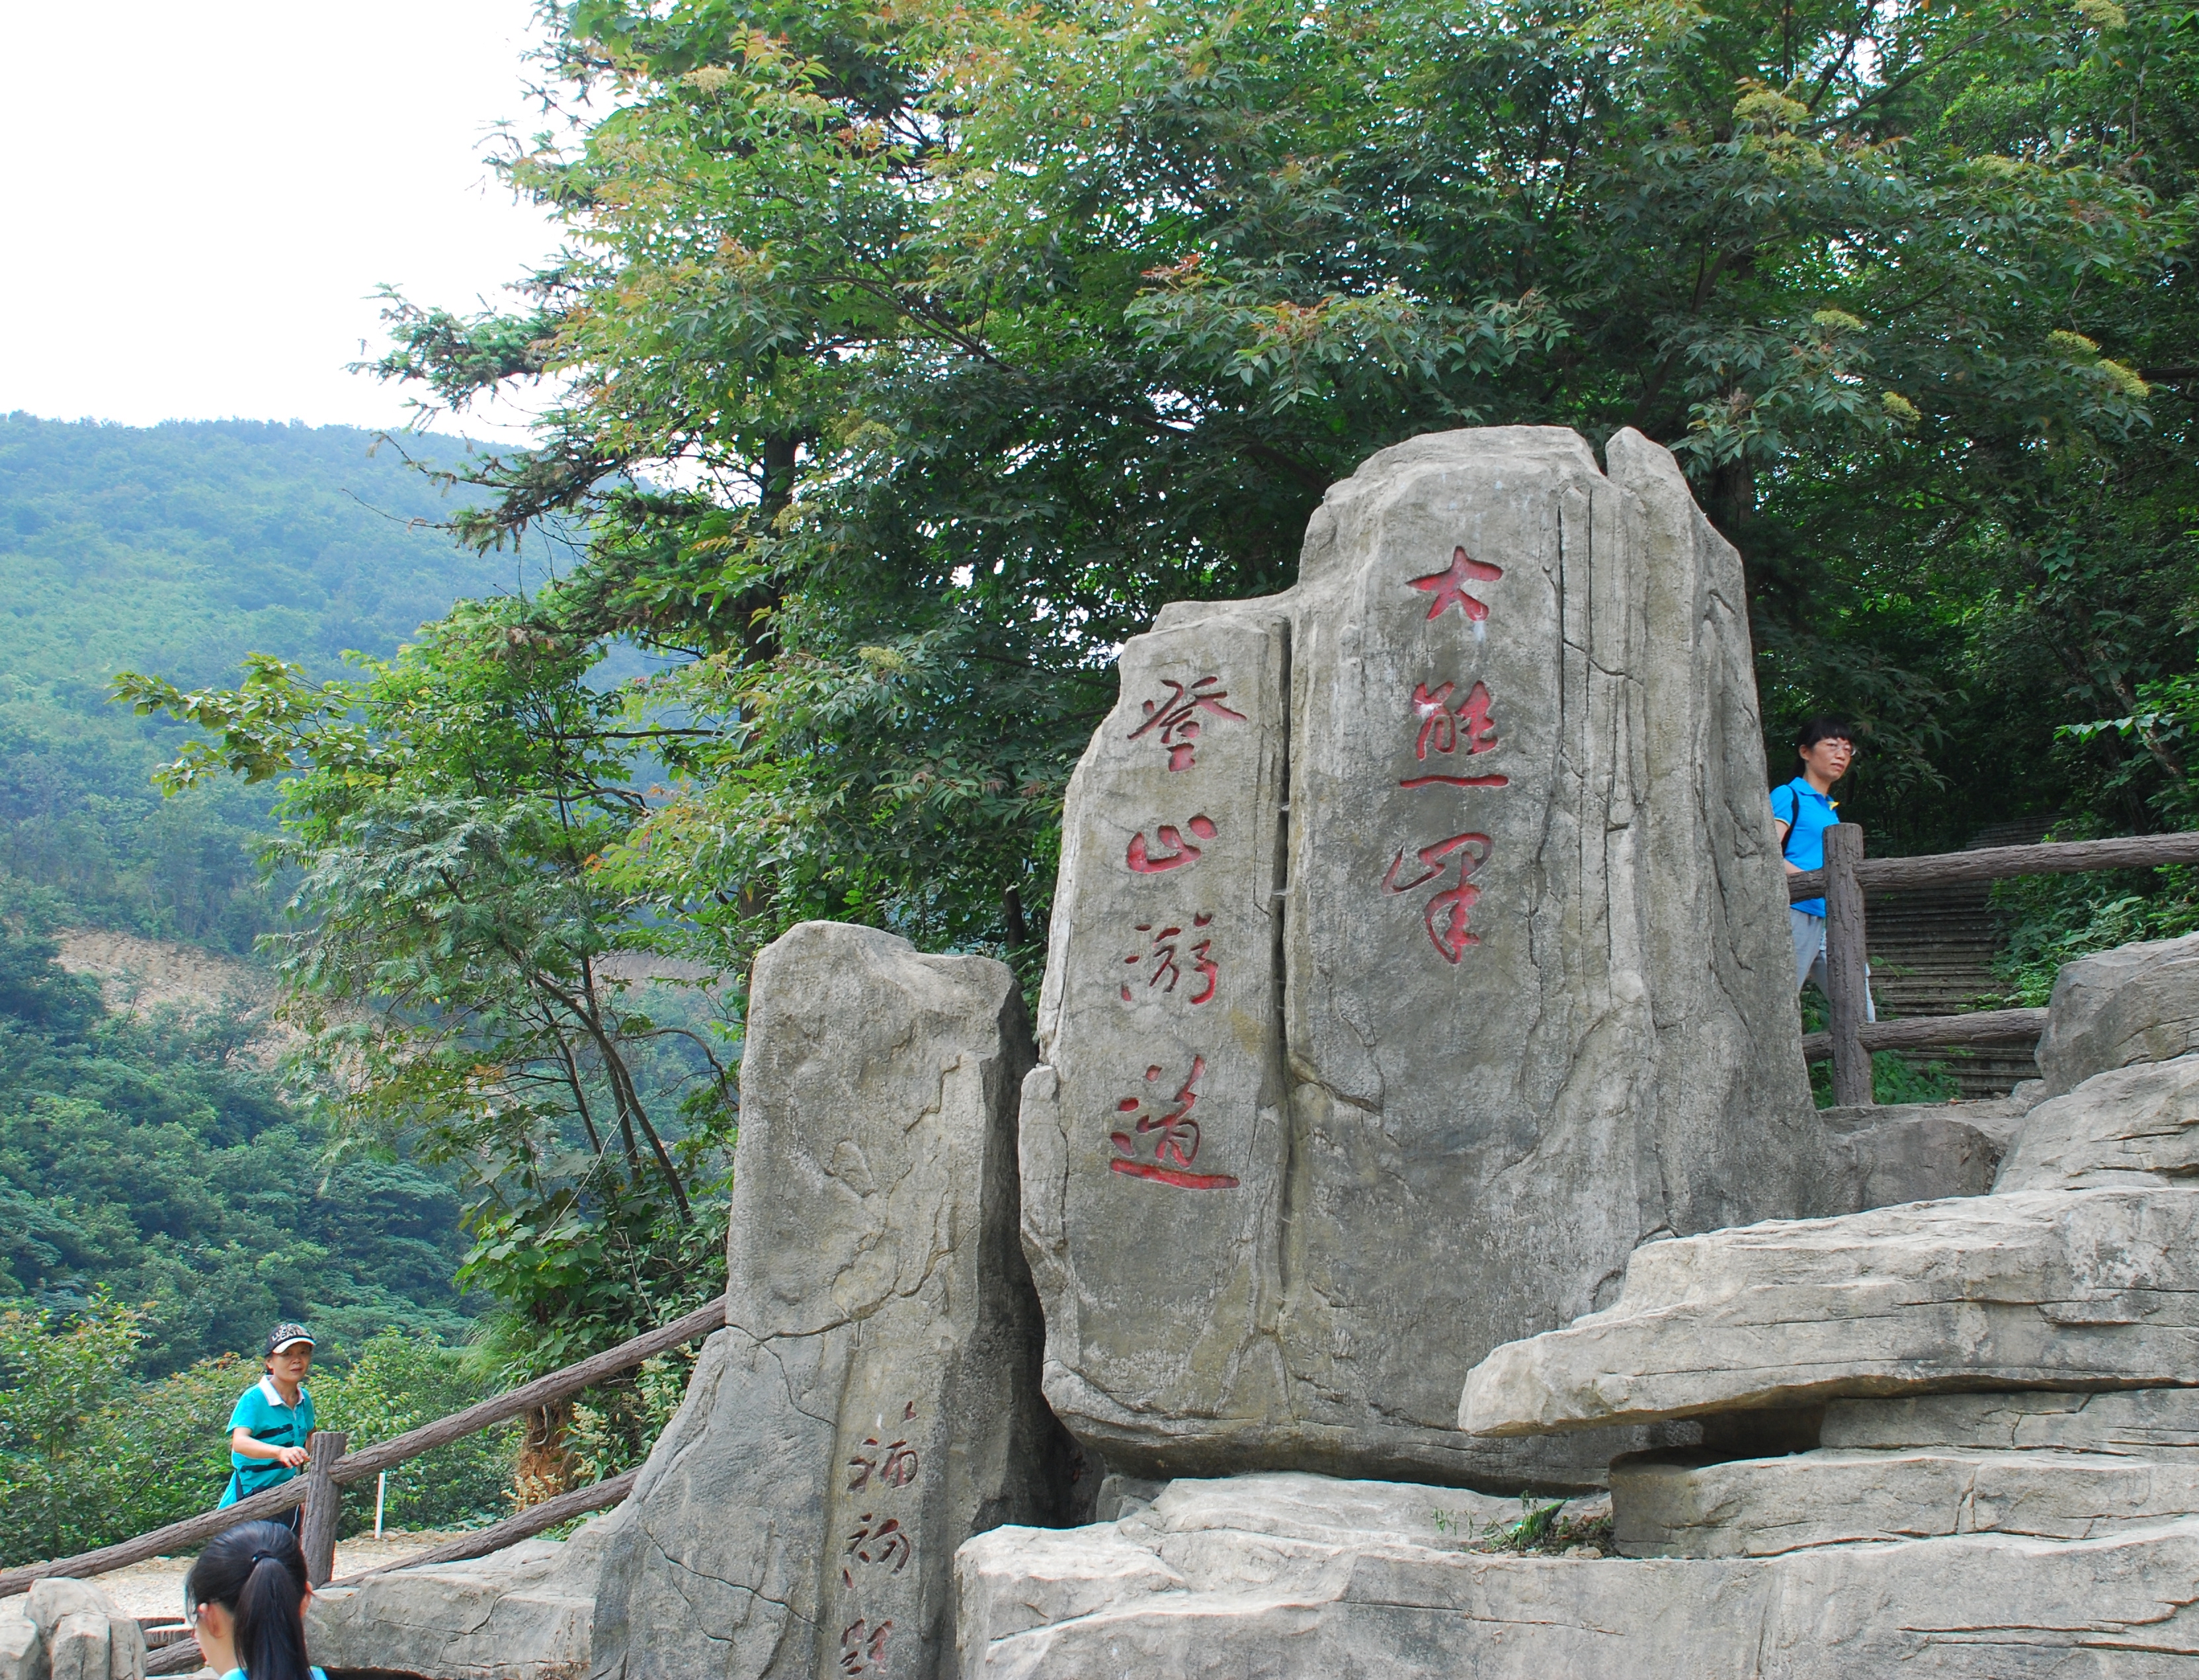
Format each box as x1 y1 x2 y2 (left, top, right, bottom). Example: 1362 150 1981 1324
2 1 568 439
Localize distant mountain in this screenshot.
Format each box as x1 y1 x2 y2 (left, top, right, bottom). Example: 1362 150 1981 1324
0 414 539 952
0 415 542 1366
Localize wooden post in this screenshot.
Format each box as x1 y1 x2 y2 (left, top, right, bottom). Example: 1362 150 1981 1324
1823 823 1873 1108
299 1430 348 1587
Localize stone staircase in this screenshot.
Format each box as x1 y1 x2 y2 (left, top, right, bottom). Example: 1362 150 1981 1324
1862 819 2054 1099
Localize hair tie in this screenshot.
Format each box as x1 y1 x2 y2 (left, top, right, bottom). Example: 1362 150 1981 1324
251 1552 278 1564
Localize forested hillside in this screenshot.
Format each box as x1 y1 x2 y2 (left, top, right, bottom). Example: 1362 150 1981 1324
0 415 534 951
0 417 531 1370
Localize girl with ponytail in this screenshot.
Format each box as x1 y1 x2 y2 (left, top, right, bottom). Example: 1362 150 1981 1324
183 1520 326 1680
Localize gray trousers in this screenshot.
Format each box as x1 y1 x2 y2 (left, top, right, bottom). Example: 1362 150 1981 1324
1791 907 1876 1023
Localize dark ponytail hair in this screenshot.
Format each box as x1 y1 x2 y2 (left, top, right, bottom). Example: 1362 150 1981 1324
185 1520 313 1680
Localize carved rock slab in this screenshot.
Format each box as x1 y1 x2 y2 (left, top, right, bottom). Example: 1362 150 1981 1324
585 923 1065 1680
1024 426 1821 1482
1460 1188 2199 1436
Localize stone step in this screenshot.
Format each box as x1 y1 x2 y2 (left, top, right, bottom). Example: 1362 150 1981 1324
1613 1443 2199 1558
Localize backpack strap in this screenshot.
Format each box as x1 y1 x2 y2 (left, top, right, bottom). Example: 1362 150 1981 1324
1777 779 1809 862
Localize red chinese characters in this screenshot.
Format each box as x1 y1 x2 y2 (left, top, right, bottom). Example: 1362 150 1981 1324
1120 913 1218 1005
1402 681 1509 790
1409 546 1504 623
1390 548 1513 962
1126 814 1217 872
1127 675 1247 771
1383 831 1493 962
838 1619 892 1676
1109 1055 1239 1190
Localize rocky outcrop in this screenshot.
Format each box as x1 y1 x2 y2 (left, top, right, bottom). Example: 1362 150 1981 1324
579 923 1066 1680
1458 1186 2199 1435
2036 931 2199 1094
307 1533 604 1680
0 1581 145 1680
312 923 1067 1680
954 1470 2199 1677
1023 425 1821 1484
1995 1052 2199 1189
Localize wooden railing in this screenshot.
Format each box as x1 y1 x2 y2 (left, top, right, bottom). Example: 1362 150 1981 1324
0 1294 729 1667
1788 829 2199 1106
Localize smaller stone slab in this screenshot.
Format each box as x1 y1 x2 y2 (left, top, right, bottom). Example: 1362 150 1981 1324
1997 1054 2199 1190
2038 932 2199 1095
1815 1102 2010 1210
1612 1445 2199 1558
0 1581 145 1680
306 1533 604 1680
1821 1388 2199 1458
956 1472 2199 1678
1458 1188 2199 1436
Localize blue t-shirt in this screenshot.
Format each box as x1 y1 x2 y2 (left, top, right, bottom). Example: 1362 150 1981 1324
222 1669 327 1680
221 1375 315 1506
1771 778 1839 917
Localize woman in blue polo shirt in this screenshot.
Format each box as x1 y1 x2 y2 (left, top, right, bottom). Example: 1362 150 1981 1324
219 1322 316 1517
1770 718 1875 1022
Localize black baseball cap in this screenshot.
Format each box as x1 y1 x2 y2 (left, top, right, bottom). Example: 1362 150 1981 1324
264 1322 316 1357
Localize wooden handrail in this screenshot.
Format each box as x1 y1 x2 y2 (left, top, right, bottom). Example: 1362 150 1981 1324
0 1295 727 1598
1800 1007 2050 1065
1782 827 2199 1105
331 1296 726 1486
1788 830 2199 903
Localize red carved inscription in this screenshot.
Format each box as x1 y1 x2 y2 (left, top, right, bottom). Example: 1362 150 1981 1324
1109 1055 1238 1189
1119 912 1218 1004
1127 675 1247 771
839 1619 892 1676
1384 831 1492 962
1126 814 1216 872
1409 547 1503 623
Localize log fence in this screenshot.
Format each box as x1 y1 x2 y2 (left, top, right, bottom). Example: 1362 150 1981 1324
1790 827 2199 1106
0 1294 729 1652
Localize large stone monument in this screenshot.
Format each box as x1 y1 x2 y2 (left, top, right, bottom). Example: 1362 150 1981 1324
1020 425 1823 1482
311 923 1068 1680
954 935 2199 1677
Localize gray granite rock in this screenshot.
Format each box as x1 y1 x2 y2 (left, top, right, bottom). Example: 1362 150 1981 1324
2038 931 2199 1095
1817 1101 2012 1209
305 1531 605 1680
1611 1444 2199 1556
0 1610 34 1680
9 1583 142 1680
1459 1187 2199 1435
956 1470 2199 1677
1821 1388 2199 1457
587 922 1065 1680
1024 425 1821 1484
1997 1054 2199 1189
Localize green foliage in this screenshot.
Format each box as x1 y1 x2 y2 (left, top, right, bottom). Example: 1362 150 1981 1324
120 602 737 1377
0 919 471 1374
315 1331 516 1534
0 1295 143 1564
565 1349 697 1486
0 415 545 952
1992 866 2199 1006
0 1306 513 1569
314 0 2199 999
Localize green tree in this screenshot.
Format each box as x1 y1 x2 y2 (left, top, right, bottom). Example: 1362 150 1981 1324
342 0 2182 959
0 1296 141 1563
118 605 737 1382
